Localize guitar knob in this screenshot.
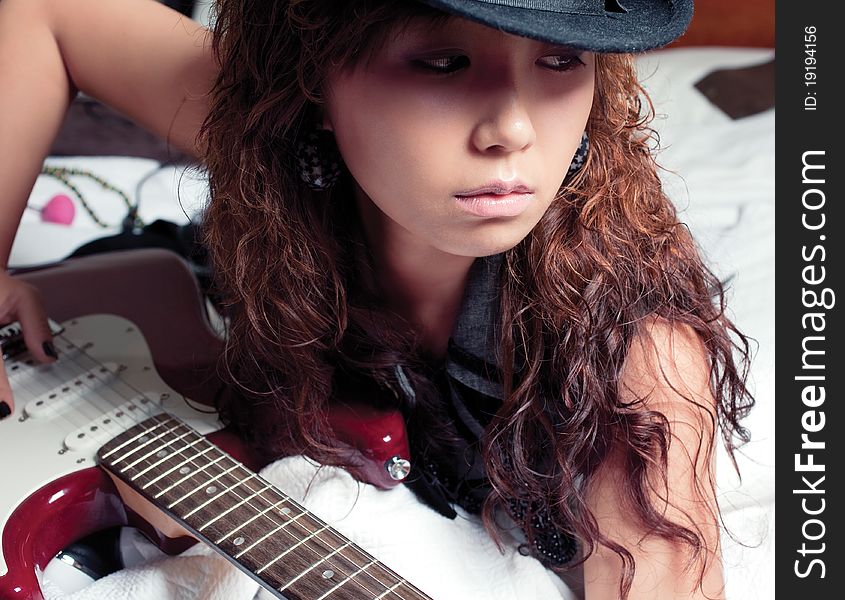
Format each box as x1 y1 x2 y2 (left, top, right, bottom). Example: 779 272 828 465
384 456 411 481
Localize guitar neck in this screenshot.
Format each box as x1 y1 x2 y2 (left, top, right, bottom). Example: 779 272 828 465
97 415 430 600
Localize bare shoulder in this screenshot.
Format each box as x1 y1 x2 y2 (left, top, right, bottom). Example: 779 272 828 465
48 0 217 157
619 316 715 418
582 318 725 598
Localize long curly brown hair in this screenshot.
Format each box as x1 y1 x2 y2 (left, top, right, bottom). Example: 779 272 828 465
199 0 754 596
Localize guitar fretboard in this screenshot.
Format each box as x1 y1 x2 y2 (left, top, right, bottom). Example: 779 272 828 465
98 415 430 600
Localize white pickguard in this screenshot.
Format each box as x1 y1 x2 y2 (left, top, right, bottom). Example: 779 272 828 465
0 314 222 576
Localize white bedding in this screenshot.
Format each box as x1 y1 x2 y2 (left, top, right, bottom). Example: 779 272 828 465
42 456 575 600
636 47 775 600
14 46 775 599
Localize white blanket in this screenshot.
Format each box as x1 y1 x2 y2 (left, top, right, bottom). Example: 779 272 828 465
43 455 575 600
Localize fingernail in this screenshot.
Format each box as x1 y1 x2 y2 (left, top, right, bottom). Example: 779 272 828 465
0 402 10 419
43 341 58 359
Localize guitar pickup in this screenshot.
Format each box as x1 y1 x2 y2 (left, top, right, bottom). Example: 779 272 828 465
64 392 163 452
23 362 119 419
1 318 65 360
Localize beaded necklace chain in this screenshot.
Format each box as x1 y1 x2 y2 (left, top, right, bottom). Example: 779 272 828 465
40 165 142 229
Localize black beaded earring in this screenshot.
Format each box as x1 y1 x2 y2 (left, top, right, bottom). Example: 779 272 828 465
566 131 590 178
294 126 345 191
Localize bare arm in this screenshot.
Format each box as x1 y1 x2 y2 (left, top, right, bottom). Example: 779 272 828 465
583 321 726 599
0 0 217 413
0 0 216 266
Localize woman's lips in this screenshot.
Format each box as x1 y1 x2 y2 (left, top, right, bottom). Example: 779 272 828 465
453 192 534 217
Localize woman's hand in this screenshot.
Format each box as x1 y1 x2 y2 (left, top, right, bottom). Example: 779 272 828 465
0 271 57 419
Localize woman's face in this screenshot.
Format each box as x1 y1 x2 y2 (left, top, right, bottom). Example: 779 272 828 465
323 16 595 258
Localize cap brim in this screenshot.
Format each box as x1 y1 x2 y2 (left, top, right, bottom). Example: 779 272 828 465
419 0 694 53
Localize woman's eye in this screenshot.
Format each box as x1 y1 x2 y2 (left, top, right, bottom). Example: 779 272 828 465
412 55 470 74
537 54 586 72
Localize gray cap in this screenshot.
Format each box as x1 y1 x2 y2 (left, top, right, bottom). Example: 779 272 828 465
419 0 694 52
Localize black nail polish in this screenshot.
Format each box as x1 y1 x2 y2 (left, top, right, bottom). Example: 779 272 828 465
0 401 10 419
43 341 59 359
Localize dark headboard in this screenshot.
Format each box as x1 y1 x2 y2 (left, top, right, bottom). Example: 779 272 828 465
672 0 775 47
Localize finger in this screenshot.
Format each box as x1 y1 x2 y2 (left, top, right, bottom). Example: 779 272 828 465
15 289 57 364
0 362 13 419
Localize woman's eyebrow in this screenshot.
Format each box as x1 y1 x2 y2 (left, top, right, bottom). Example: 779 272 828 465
390 14 459 43
363 15 455 63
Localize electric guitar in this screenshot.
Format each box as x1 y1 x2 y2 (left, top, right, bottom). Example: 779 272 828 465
0 250 419 600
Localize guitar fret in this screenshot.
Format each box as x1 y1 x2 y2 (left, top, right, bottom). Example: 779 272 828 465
256 524 331 574
166 463 240 509
199 483 275 531
131 436 203 480
145 447 220 491
276 538 398 600
149 445 228 497
315 558 379 600
234 509 309 559
99 416 174 460
214 498 291 544
278 541 353 591
183 472 258 517
374 580 409 599
177 470 296 546
209 482 420 599
155 455 227 499
118 424 189 472
135 426 240 497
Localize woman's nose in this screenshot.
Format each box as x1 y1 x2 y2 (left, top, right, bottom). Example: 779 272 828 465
470 86 537 154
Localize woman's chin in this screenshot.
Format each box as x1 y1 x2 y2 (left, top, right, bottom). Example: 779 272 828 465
438 231 530 259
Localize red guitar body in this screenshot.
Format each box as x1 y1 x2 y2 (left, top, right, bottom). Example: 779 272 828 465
0 249 411 600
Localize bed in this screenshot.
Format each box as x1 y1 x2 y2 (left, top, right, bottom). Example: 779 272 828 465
8 7 775 599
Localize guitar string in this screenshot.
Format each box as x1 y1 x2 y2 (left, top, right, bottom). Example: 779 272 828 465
8 333 166 453
14 332 164 430
10 334 113 415
8 336 107 430
107 413 424 599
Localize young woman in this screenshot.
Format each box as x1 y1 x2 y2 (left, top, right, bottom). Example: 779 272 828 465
0 0 753 597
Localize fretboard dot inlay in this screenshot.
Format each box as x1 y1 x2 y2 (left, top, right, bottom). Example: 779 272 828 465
233 536 245 546
322 570 335 579
138 436 149 444
206 485 218 494
156 450 168 458
179 466 191 475
280 507 291 515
